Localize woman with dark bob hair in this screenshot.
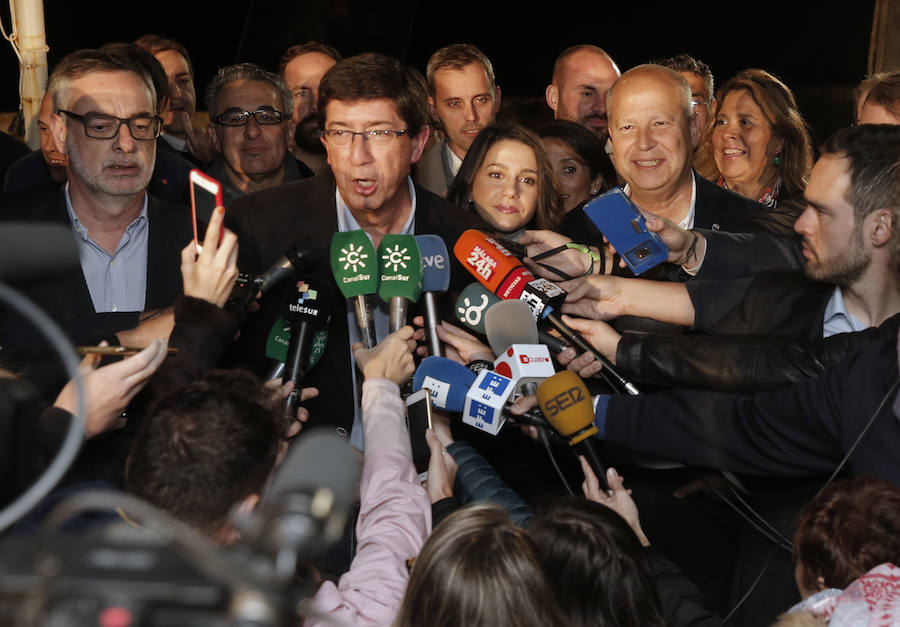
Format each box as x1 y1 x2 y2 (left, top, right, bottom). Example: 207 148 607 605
447 123 563 233
696 69 813 208
394 502 571 626
538 120 616 214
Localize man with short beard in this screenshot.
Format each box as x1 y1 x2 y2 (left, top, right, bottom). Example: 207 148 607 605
279 41 341 176
0 45 192 347
546 45 620 141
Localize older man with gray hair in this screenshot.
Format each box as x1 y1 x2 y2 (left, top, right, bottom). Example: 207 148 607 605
204 63 312 206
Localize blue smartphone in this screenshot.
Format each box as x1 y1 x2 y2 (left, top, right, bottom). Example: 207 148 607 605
582 189 668 275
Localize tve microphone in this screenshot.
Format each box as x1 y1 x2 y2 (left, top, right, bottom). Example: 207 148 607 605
415 234 451 356
455 283 501 336
454 230 638 395
281 277 334 413
377 234 422 332
412 356 476 412
331 231 378 348
537 371 610 492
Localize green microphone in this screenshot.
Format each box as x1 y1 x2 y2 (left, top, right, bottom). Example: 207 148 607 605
377 234 423 332
330 230 378 348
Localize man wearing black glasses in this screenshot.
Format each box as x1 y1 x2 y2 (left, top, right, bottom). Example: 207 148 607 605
0 45 192 349
204 63 312 206
227 53 476 443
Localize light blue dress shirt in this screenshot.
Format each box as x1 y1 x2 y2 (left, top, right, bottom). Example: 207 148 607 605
822 287 867 338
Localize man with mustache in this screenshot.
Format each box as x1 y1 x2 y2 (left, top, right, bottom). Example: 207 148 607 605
279 41 341 176
416 44 501 197
204 63 312 207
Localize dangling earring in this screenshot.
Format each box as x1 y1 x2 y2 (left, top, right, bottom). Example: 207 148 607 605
773 152 782 167
467 194 474 204
590 187 599 195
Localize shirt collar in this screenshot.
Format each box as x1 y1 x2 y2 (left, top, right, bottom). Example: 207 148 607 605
443 141 464 178
823 286 866 333
622 171 697 229
64 183 149 242
160 133 187 152
335 176 417 235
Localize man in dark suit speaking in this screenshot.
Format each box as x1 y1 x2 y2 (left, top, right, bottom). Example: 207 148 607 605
227 53 476 446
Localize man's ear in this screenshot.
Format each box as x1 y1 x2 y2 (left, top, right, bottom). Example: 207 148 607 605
208 125 221 153
427 95 437 122
493 85 502 112
688 110 701 149
50 110 68 156
285 119 296 151
410 125 431 164
545 84 559 113
871 208 894 247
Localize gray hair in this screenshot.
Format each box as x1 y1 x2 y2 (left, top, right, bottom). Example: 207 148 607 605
205 63 293 120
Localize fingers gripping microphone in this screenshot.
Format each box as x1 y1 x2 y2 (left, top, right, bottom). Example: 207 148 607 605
281 277 334 413
454 230 638 395
455 283 501 336
377 234 423 333
537 371 610 492
415 235 451 356
331 231 378 348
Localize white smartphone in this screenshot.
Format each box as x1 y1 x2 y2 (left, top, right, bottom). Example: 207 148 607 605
189 169 224 252
406 388 434 480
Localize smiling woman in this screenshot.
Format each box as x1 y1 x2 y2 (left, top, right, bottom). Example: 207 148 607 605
696 69 813 208
447 123 562 235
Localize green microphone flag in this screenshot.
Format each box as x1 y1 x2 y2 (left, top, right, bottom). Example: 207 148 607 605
330 230 378 347
377 234 423 332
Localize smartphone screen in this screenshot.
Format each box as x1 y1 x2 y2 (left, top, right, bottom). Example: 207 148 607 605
406 389 433 477
189 169 224 248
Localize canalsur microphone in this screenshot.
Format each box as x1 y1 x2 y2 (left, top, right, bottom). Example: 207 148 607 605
331 231 378 348
455 283 501 336
412 356 476 412
454 230 638 395
415 234 451 356
281 277 334 413
377 234 423 332
537 371 610 492
264 323 328 382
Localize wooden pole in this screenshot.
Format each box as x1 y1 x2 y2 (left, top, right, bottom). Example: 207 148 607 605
10 0 48 149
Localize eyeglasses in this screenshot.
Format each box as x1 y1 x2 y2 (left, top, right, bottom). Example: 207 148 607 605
59 110 162 140
215 108 284 126
320 129 409 147
691 98 711 109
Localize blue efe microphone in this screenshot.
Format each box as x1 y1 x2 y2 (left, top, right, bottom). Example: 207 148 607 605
415 234 452 357
412 356 476 412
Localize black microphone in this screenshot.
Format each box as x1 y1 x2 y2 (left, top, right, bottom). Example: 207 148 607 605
0 222 80 281
281 277 334 414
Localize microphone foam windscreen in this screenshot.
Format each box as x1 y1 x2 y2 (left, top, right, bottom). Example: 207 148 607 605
415 234 451 292
537 371 595 437
377 234 423 302
0 222 79 281
330 230 378 298
264 428 361 521
455 283 502 336
484 300 539 356
412 356 476 412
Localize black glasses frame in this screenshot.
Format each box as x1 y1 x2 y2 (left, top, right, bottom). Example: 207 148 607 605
214 109 285 126
58 110 162 140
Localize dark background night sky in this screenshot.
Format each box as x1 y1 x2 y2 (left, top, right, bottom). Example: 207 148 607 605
1 0 878 140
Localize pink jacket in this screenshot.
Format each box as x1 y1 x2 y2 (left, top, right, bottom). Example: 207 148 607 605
310 379 432 626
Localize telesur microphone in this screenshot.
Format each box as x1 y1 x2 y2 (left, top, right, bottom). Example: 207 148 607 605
537 371 610 492
331 231 378 348
377 234 423 332
454 230 639 395
281 277 334 413
412 356 476 412
415 234 451 356
455 283 501 336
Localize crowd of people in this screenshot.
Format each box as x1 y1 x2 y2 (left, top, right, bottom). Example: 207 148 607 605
0 34 899 625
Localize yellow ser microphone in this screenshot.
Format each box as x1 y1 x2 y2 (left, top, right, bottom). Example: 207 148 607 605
537 371 610 492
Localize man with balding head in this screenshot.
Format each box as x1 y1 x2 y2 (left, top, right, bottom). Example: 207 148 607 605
607 64 760 230
546 45 620 140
